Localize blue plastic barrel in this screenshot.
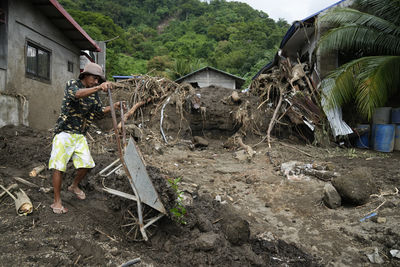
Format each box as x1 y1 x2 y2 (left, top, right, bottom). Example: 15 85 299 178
373 124 395 152
355 124 370 148
373 107 392 124
395 125 400 151
392 108 400 124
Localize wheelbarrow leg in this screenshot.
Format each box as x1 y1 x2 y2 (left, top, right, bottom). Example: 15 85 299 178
130 184 147 241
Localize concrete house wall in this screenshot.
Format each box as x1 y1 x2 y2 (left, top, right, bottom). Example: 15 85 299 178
1 0 81 129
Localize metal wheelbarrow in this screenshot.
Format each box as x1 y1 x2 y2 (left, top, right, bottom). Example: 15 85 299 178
98 89 167 241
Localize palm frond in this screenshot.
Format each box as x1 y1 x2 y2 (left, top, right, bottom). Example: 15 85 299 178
319 8 400 37
318 25 400 56
355 0 400 25
356 56 400 119
322 59 361 110
323 56 400 119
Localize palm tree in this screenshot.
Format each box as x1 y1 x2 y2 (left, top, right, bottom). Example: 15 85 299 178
318 0 400 120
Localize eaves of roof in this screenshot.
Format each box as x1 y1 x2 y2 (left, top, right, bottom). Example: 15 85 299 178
29 0 101 52
176 66 245 84
252 0 348 80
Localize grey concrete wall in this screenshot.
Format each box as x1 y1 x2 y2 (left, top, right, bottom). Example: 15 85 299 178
4 0 81 130
182 69 236 89
0 94 29 127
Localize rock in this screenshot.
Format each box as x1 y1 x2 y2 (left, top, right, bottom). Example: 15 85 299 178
197 216 213 232
193 136 209 147
110 247 120 256
366 247 384 264
163 240 172 253
181 192 193 206
154 144 163 155
238 244 264 265
193 233 220 251
390 250 400 259
235 150 249 161
323 183 341 209
376 217 387 224
125 124 143 141
231 91 241 103
221 216 250 246
332 168 377 205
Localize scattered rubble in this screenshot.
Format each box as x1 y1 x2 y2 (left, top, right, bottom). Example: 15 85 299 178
0 74 400 266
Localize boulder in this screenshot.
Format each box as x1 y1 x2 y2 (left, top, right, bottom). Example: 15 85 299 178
193 232 220 251
332 168 377 205
221 215 250 246
193 136 209 147
323 183 341 209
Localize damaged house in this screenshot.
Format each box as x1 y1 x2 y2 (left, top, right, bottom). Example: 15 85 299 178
175 66 245 90
251 0 355 142
0 0 101 129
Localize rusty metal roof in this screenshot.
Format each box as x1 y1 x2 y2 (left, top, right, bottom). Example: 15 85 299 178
29 0 101 52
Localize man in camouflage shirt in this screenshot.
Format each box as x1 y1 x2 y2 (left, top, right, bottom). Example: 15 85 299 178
49 62 121 214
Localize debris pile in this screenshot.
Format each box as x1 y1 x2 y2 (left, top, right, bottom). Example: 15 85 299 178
99 76 271 153
250 59 324 146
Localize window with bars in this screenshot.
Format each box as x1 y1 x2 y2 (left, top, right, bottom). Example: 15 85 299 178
26 42 51 81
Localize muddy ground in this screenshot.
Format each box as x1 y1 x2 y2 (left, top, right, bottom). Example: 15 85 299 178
1 87 400 266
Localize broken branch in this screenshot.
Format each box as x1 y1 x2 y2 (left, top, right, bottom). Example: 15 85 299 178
117 98 151 129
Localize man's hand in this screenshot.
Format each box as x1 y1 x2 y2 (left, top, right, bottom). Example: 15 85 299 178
99 82 113 92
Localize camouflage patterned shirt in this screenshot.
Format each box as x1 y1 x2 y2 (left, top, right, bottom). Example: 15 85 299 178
54 79 105 134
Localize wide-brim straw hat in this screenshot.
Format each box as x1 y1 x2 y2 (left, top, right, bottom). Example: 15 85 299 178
79 62 106 83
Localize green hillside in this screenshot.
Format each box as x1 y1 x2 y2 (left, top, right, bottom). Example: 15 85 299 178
59 0 289 86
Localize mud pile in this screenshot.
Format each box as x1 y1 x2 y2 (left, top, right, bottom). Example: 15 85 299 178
100 160 319 266
0 125 321 266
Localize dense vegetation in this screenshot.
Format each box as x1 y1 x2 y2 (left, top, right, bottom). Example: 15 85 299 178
59 0 289 86
319 0 400 119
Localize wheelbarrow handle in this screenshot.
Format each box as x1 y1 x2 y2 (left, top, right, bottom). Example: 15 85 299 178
120 101 127 148
108 88 124 161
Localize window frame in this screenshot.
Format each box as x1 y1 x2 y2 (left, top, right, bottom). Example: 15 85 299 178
25 41 51 83
0 8 6 24
67 61 74 73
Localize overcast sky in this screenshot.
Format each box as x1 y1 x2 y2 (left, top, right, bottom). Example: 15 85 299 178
227 0 341 23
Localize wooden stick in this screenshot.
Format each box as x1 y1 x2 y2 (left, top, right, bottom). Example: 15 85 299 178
280 143 313 157
0 183 18 200
86 132 95 142
95 228 117 242
74 255 81 265
14 177 40 188
29 165 46 177
267 86 284 148
0 184 16 200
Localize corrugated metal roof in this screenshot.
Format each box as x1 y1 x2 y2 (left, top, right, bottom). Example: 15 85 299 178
253 0 348 80
29 0 101 52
